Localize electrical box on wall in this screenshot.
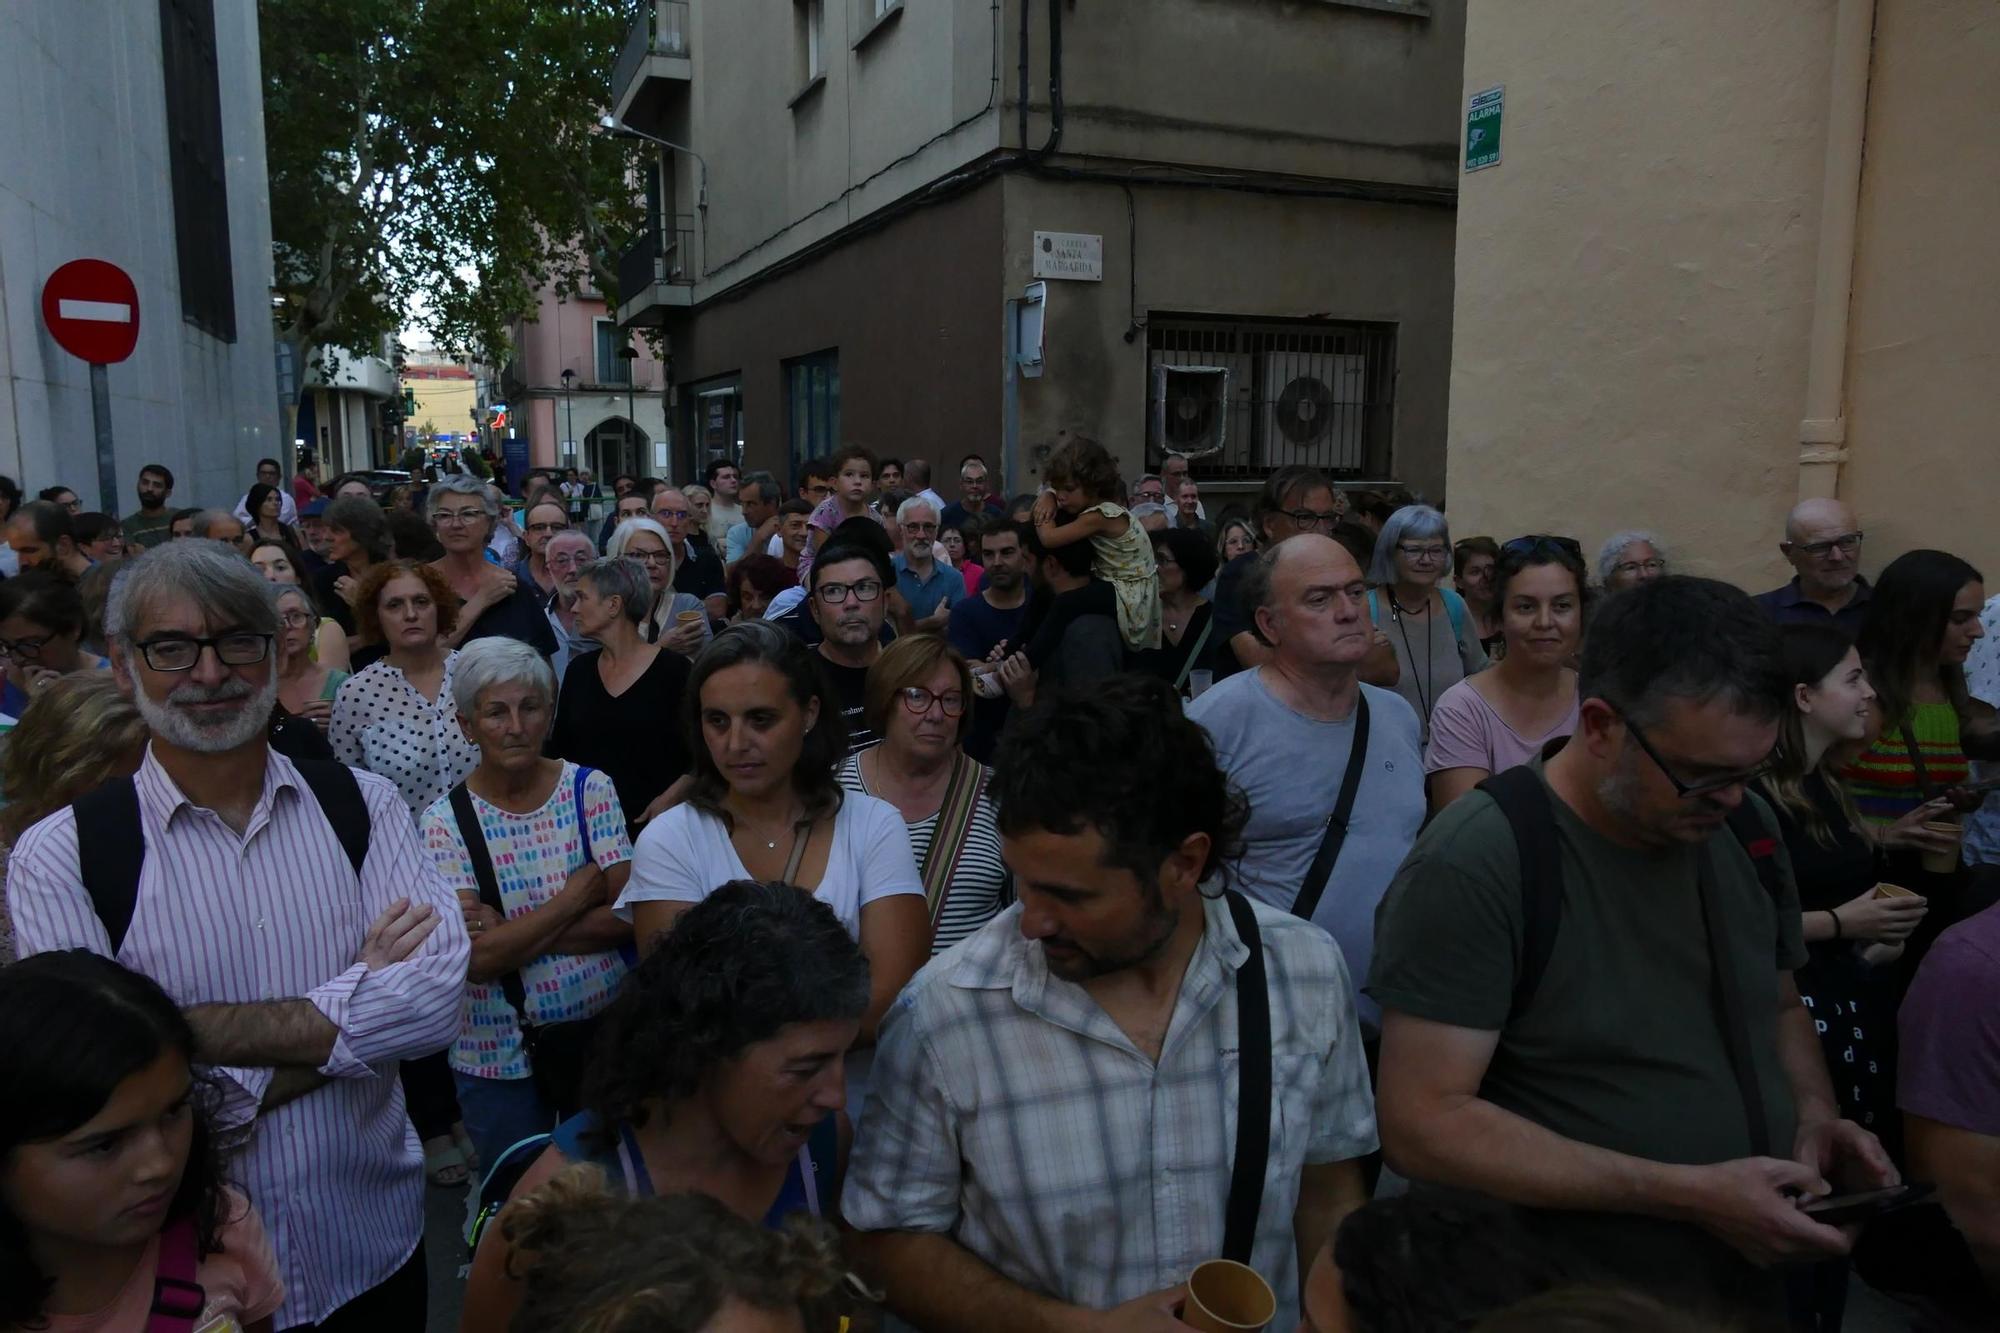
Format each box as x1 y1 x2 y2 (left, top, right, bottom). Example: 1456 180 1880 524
1015 281 1047 378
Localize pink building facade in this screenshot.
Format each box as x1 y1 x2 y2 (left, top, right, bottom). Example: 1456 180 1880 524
511 283 672 483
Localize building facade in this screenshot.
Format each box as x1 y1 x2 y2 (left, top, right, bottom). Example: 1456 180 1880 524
611 0 1463 499
295 341 397 477
1445 0 1999 587
502 283 670 485
0 0 280 512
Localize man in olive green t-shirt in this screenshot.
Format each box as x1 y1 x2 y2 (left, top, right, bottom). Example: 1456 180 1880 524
1368 577 1897 1321
120 462 176 550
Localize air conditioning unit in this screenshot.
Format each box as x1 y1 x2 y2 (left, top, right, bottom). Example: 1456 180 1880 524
1150 362 1236 462
1263 355 1366 469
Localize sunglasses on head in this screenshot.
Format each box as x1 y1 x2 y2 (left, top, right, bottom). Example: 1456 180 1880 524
1503 534 1584 561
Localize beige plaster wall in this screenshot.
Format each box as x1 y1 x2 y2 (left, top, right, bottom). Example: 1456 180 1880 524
1444 1 1838 585
1839 0 2000 579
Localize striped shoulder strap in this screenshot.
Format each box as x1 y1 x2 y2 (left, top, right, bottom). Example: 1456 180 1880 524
921 754 988 927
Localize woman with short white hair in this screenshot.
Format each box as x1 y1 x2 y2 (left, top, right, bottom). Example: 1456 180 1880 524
606 516 711 656
1366 505 1490 738
1597 530 1670 593
420 636 634 1169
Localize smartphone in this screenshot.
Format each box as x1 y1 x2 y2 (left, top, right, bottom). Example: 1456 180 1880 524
1800 1182 1934 1226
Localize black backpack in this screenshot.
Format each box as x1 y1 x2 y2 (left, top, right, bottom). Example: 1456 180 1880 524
73 760 370 953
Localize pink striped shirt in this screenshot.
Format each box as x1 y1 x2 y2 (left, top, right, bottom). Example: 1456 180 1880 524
7 745 471 1329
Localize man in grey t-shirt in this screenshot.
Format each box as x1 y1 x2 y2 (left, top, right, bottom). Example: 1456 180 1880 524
1188 535 1424 1033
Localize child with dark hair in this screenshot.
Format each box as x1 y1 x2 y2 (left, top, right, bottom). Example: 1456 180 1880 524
1024 436 1161 665
0 951 284 1332
504 1164 875 1333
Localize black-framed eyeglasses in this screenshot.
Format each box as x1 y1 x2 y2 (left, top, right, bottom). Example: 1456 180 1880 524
1284 508 1342 530
1612 704 1776 799
1397 543 1449 562
135 633 274 672
0 633 53 661
899 686 966 717
815 578 883 604
1503 534 1585 561
1789 531 1863 559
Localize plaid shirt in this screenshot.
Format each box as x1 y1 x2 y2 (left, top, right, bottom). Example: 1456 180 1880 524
843 892 1377 1330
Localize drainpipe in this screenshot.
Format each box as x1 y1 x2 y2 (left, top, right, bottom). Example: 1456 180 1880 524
1796 0 1876 501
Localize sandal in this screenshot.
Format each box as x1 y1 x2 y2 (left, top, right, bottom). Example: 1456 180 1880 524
450 1122 481 1177
423 1135 469 1188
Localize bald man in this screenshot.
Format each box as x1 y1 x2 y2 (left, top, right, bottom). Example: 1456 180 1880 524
1753 498 1871 631
1186 534 1425 1034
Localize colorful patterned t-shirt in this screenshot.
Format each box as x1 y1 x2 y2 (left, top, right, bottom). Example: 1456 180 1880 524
420 763 633 1080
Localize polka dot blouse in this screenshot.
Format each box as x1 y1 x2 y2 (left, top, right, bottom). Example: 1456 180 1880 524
329 652 481 820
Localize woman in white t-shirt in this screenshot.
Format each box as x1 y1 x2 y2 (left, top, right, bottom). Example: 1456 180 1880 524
616 620 929 1047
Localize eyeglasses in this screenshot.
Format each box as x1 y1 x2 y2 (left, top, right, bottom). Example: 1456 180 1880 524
0 633 53 661
628 550 673 567
279 610 316 629
903 522 939 534
1397 544 1449 562
433 509 488 527
1791 532 1863 559
1612 704 1776 800
135 633 273 672
806 483 834 499
1613 558 1668 578
548 551 593 569
1284 509 1342 530
525 521 567 534
815 578 883 604
1503 534 1585 561
900 686 966 717
655 508 690 521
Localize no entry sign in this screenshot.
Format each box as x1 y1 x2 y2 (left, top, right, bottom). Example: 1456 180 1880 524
41 259 140 364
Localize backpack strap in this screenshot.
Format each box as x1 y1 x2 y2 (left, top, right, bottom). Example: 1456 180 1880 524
74 777 144 955
1221 889 1271 1267
450 784 533 1025
1441 587 1468 643
146 1214 205 1332
291 759 370 879
1291 693 1372 923
570 764 595 864
1723 800 1787 907
919 755 987 927
1475 767 1565 1022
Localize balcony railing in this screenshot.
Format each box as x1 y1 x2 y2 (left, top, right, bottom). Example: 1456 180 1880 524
613 0 691 102
616 218 697 316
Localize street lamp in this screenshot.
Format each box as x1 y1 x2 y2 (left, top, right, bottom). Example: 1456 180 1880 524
560 368 576 462
598 113 707 212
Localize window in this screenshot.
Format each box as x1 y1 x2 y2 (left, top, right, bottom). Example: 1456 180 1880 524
596 321 632 384
1145 317 1397 480
785 351 840 483
800 0 825 83
873 0 899 16
158 0 236 341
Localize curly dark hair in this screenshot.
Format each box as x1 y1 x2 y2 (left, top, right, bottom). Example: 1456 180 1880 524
725 554 794 617
1151 525 1218 594
990 674 1246 889
583 881 869 1130
504 1164 876 1333
0 952 239 1327
352 559 460 643
1041 435 1121 505
682 621 849 828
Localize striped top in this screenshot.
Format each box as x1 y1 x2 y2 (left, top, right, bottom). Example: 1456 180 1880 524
837 753 1008 955
6 745 471 1327
1843 702 1969 825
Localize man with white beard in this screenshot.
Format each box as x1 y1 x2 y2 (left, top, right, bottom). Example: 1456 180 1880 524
8 539 471 1331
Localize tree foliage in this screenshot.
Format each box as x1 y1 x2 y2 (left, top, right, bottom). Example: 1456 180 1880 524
262 0 643 370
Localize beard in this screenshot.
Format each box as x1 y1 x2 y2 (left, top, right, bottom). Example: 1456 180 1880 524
1041 901 1180 982
133 672 277 754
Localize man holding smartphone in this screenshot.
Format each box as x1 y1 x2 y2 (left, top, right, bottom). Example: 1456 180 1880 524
1368 578 1897 1325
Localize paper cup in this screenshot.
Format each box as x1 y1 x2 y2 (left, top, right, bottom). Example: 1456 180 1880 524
1873 882 1919 900
1188 669 1214 700
1921 820 1963 875
676 610 703 625
1183 1259 1275 1333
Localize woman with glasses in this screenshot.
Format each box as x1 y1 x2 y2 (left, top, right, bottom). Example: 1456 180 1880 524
1366 506 1490 739
0 574 107 718
549 557 694 837
606 516 711 658
615 622 928 1102
272 584 348 735
1133 527 1219 695
1424 537 1585 810
1597 531 1670 595
427 475 560 660
838 634 1006 955
513 498 571 600
251 538 351 672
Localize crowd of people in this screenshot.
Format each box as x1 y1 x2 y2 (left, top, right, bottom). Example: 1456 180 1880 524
0 444 1996 1333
